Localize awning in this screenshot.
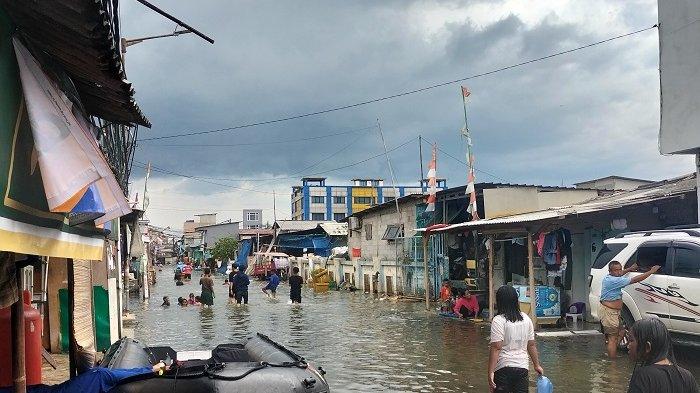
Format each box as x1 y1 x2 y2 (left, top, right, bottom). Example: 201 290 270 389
421 174 696 234
0 217 104 260
0 0 151 127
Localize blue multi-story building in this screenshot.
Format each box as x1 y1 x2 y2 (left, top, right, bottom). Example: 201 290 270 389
291 177 447 221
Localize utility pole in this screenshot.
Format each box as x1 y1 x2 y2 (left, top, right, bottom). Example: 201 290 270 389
273 190 277 223
418 135 425 192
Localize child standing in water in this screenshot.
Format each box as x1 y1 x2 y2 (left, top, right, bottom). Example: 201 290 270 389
289 267 303 304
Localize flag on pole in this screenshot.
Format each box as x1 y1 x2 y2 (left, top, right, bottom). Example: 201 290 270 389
143 162 151 211
460 85 479 220
424 144 437 213
461 86 471 101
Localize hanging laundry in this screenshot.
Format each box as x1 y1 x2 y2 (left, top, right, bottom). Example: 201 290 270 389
543 232 558 265
537 232 546 256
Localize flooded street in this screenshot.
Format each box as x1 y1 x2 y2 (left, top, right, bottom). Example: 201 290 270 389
129 271 700 392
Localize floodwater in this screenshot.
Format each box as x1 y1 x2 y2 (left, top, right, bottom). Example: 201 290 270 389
128 270 700 392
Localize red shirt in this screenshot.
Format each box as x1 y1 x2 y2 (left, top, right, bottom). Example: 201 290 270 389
454 295 479 316
440 286 452 301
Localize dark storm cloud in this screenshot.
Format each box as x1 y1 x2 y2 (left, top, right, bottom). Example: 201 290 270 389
122 0 689 200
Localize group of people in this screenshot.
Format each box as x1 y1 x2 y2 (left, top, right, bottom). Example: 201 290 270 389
487 259 697 393
165 265 305 308
439 280 480 319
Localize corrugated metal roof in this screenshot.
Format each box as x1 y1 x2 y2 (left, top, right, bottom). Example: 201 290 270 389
274 220 331 232
319 222 348 236
1 0 151 127
431 173 696 233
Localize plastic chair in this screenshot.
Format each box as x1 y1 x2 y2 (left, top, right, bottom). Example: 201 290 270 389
565 302 585 330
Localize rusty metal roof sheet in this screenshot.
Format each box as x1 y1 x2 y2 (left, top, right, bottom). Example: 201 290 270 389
1 0 151 127
428 173 697 233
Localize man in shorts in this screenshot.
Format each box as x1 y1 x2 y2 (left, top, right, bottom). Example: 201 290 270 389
600 261 660 357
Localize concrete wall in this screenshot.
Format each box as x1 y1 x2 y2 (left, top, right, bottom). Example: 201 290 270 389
483 188 599 219
576 178 650 191
347 198 419 261
201 222 240 247
289 256 403 295
242 209 263 229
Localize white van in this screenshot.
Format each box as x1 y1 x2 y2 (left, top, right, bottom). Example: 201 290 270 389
589 228 700 343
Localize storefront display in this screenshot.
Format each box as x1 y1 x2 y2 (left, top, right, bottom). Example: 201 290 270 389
513 284 561 317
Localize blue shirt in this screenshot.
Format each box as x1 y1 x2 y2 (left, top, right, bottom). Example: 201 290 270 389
600 275 631 301
232 272 250 293
267 273 280 290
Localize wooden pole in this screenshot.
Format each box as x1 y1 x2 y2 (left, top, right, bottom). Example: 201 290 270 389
527 233 538 328
423 234 430 310
488 235 495 321
67 259 77 378
12 262 26 393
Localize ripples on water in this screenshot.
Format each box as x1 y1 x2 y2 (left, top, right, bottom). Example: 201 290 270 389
130 271 700 392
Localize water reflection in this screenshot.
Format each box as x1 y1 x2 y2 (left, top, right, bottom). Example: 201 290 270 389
130 271 699 392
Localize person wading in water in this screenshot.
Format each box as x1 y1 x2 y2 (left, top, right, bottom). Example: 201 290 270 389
488 285 543 393
199 267 215 307
600 261 660 357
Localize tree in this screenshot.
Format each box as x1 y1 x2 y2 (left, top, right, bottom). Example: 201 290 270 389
211 237 238 262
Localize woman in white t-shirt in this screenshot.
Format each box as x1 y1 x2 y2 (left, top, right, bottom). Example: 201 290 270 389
488 285 544 392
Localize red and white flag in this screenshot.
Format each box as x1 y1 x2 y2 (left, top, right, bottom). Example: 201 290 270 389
461 85 471 101
461 85 479 220
424 144 437 212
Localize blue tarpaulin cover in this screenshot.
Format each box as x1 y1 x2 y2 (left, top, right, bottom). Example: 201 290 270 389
234 239 253 270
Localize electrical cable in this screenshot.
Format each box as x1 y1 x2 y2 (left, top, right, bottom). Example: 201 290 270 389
133 135 417 186
139 124 376 146
425 141 508 182
137 25 657 142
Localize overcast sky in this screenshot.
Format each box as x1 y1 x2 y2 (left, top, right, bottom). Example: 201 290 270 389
120 0 694 230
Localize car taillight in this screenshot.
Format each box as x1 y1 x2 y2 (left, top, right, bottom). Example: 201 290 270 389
588 275 593 287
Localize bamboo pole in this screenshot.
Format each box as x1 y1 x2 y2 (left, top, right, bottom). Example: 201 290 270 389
488 235 495 321
12 261 26 393
67 259 77 378
527 233 538 329
423 235 429 310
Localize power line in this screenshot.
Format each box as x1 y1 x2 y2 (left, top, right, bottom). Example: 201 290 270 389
132 135 418 191
133 162 279 195
137 25 657 142
434 145 508 182
253 129 369 186
139 124 377 146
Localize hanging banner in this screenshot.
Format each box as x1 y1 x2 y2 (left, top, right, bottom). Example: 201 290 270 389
13 38 131 225
0 14 103 260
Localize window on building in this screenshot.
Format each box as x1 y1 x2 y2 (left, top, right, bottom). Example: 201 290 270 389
382 224 403 240
311 196 325 204
246 211 260 221
354 196 375 205
333 196 346 204
334 213 345 221
384 196 395 203
673 246 700 278
365 223 372 240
